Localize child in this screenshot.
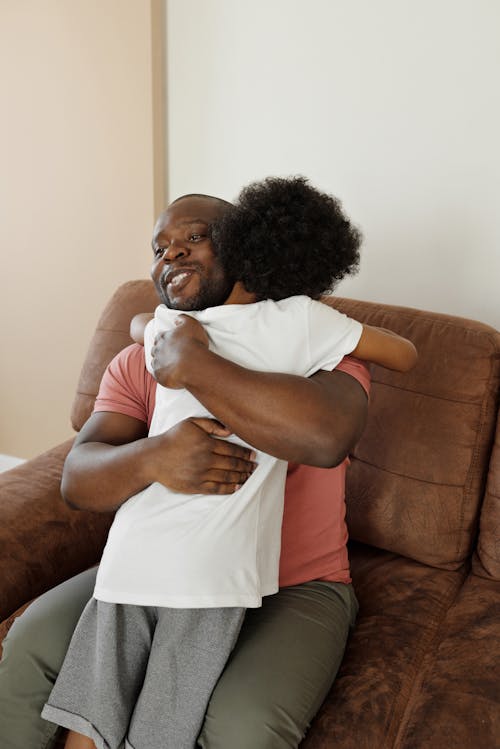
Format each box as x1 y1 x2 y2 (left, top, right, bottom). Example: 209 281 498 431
43 177 416 749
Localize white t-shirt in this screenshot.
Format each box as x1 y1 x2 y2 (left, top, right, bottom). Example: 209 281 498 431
94 296 362 608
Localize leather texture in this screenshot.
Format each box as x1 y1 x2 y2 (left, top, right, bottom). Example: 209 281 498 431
0 441 112 622
473 406 500 580
325 296 500 570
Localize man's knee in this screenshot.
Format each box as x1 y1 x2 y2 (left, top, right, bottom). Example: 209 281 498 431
198 688 304 749
198 581 357 749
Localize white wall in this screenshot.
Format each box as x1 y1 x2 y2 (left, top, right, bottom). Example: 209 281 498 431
166 0 500 329
0 1 158 457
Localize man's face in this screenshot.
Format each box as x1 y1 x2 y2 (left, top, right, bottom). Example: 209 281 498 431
151 197 234 311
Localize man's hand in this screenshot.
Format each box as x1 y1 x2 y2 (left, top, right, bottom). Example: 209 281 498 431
151 315 209 389
62 411 257 512
148 417 257 494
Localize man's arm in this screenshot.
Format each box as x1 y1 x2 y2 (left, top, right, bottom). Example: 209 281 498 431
151 316 368 468
62 413 257 512
64 312 368 513
63 367 367 514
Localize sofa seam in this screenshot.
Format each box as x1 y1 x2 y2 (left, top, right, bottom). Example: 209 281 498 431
370 378 496 405
352 456 467 488
390 567 470 748
457 357 500 561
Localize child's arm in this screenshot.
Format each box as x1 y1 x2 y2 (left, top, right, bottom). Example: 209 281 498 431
130 313 154 345
352 324 418 372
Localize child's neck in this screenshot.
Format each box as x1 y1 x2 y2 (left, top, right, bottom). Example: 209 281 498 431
224 281 257 305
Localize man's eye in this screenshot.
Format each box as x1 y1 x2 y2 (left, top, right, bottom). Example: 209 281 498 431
153 246 165 257
189 233 205 242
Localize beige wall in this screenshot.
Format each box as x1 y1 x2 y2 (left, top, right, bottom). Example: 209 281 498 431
166 0 500 330
0 1 162 457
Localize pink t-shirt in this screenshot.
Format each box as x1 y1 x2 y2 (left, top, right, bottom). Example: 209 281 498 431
94 344 370 587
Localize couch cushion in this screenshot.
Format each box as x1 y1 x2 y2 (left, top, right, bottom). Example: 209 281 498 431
326 298 500 570
301 542 468 749
392 574 500 749
71 279 159 431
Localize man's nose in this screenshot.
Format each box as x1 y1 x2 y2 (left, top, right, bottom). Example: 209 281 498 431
162 239 188 261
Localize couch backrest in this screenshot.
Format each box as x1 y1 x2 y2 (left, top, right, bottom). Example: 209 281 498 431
326 297 500 570
71 280 158 430
72 281 500 571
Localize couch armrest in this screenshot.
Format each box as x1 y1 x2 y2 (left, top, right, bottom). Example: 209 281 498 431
0 440 113 620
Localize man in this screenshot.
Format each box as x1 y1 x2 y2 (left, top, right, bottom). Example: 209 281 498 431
0 194 369 748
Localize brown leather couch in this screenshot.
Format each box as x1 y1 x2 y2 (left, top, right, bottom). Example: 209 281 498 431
1 280 499 748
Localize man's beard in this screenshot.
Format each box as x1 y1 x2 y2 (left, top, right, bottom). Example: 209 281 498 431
155 272 235 312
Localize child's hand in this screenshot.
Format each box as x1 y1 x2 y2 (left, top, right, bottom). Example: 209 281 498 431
151 314 209 388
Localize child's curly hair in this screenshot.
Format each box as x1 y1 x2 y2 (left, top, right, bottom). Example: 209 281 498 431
211 176 361 301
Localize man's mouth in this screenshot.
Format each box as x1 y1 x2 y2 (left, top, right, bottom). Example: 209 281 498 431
163 268 196 293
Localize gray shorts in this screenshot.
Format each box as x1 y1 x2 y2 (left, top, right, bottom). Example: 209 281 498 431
41 598 244 749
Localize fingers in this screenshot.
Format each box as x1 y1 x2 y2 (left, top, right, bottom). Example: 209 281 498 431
189 417 231 438
200 480 243 495
171 315 209 346
169 418 258 494
197 449 258 495
211 452 257 477
204 468 254 486
210 437 256 464
189 417 256 466
219 455 256 475
196 455 256 496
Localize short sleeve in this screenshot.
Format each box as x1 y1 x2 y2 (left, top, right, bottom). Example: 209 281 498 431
93 344 156 427
306 299 363 375
336 356 371 397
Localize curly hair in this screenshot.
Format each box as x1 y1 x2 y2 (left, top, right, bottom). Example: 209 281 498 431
211 176 361 301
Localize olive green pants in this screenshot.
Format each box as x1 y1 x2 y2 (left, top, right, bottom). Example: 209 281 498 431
0 568 357 749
